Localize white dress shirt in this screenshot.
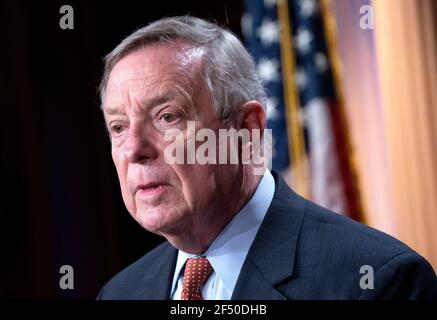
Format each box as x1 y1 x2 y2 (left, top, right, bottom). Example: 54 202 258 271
171 169 275 300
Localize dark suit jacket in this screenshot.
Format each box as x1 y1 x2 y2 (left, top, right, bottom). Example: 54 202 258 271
98 170 437 299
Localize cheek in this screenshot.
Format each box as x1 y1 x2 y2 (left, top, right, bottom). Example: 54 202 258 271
174 164 217 205
112 149 135 210
112 149 126 182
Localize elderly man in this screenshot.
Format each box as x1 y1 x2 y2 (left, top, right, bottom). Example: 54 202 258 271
97 16 437 300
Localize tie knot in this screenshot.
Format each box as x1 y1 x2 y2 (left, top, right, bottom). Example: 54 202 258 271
181 257 213 300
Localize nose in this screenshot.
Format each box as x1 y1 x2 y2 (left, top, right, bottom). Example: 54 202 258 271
123 123 158 164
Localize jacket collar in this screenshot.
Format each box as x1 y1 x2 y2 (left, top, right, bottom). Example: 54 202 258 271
231 170 306 299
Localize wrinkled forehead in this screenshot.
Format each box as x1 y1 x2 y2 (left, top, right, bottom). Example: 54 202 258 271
104 42 206 105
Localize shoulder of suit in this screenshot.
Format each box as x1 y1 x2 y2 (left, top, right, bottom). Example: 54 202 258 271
299 198 417 264
98 241 173 295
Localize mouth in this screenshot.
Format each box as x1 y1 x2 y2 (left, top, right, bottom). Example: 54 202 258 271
136 182 169 197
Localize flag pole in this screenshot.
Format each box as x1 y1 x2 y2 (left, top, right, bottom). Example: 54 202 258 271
320 0 365 222
277 0 309 198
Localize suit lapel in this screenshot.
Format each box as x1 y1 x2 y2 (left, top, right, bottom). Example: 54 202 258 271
232 171 306 300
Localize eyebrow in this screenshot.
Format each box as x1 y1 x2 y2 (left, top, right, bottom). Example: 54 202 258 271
103 95 176 116
103 106 123 115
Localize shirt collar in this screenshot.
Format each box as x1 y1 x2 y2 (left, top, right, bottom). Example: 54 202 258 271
171 169 275 294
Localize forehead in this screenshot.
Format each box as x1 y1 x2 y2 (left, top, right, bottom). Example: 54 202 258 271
104 42 205 108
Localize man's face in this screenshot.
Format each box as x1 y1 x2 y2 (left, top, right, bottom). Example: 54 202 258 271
103 43 238 242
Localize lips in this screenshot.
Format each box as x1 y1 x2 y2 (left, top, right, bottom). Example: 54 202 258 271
136 182 169 197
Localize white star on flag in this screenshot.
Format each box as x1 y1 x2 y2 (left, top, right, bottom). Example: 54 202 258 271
299 0 319 18
264 0 277 9
294 27 313 54
257 58 280 83
314 52 329 73
256 18 280 47
266 97 280 120
241 13 253 39
295 68 308 89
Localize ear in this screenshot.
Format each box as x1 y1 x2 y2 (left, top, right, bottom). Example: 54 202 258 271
232 101 266 164
235 100 266 136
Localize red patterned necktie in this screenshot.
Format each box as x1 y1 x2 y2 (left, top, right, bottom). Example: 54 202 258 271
181 257 213 300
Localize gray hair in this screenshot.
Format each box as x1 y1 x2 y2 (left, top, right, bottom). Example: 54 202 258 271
99 16 266 121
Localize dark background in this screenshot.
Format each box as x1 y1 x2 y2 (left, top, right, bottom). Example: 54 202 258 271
0 0 243 299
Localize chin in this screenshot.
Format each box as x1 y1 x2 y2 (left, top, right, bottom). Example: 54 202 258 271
134 205 185 236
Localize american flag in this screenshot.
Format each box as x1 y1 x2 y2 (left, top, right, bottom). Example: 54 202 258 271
242 0 362 219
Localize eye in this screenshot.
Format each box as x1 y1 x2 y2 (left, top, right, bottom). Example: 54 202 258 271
160 113 176 123
110 124 126 135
